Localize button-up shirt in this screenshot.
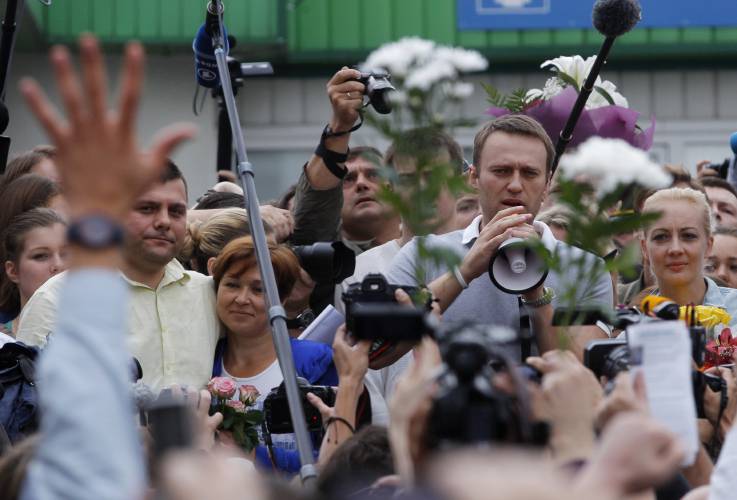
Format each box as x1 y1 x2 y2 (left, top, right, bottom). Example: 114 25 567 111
17 260 220 392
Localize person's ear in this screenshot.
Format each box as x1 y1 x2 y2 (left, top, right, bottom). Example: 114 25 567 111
207 257 216 276
640 234 649 263
5 261 19 285
706 235 714 256
469 164 479 189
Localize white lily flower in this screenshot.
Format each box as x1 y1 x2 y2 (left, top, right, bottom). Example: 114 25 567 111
541 55 597 88
559 137 671 198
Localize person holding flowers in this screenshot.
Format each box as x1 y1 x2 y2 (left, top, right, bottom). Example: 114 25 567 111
209 235 338 473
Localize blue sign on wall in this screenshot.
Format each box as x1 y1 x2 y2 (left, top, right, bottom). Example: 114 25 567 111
458 0 737 31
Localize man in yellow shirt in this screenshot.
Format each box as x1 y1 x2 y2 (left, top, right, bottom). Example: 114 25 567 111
17 162 220 392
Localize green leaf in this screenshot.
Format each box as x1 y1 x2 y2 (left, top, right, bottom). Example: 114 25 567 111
555 71 580 92
222 414 234 430
594 85 616 106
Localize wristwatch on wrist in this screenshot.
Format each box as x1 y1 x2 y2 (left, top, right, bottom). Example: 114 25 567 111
67 215 124 249
520 287 555 308
286 308 316 330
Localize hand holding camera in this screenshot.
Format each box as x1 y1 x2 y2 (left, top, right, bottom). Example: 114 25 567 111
326 67 365 132
594 371 649 432
703 364 737 441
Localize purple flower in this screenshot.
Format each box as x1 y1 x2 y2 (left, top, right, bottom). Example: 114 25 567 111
488 87 655 151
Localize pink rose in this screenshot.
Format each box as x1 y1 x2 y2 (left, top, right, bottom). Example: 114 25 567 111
207 377 237 399
239 385 260 406
225 399 246 413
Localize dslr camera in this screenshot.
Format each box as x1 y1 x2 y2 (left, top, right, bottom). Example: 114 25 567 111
584 338 727 419
352 72 395 115
425 322 547 449
263 378 336 434
343 273 430 335
343 273 432 368
291 241 355 284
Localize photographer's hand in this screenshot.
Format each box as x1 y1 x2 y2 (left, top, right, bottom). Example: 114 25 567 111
575 413 684 497
305 67 364 190
704 365 737 442
258 205 294 242
388 336 441 488
594 371 649 431
307 325 369 465
527 350 602 463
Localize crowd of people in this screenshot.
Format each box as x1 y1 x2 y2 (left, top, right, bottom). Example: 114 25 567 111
0 35 736 500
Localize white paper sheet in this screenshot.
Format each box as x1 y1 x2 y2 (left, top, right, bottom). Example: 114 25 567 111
627 320 699 466
297 304 345 346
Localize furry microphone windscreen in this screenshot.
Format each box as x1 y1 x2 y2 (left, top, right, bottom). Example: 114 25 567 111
592 0 642 38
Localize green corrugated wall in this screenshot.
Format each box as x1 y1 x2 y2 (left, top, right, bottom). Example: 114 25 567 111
22 0 737 65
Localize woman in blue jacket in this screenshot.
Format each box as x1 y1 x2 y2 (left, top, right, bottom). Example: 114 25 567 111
210 236 337 473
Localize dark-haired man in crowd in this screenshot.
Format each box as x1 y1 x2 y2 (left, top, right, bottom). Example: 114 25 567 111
17 161 220 392
388 115 613 359
339 146 400 254
291 67 400 254
701 176 737 230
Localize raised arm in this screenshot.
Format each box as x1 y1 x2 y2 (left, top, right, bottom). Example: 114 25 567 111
19 35 192 500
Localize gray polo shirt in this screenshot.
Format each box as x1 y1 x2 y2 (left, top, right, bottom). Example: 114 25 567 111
386 216 613 339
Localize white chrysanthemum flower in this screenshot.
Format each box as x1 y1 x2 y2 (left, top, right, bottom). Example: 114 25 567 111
434 46 488 73
405 58 457 91
363 37 436 78
443 81 475 99
560 137 671 198
389 89 408 104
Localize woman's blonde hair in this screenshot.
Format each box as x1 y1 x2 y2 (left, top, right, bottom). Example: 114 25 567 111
642 187 714 237
180 208 252 273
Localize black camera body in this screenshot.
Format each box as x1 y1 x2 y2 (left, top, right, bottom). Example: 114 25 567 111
583 339 727 418
425 323 547 449
263 379 336 434
342 273 428 342
706 159 730 179
291 241 355 284
353 72 395 115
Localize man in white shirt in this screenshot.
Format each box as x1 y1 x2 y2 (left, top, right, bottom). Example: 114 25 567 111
16 162 220 391
339 128 466 403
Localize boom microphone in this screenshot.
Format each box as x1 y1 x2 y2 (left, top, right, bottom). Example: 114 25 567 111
551 0 642 174
192 1 229 88
592 0 641 38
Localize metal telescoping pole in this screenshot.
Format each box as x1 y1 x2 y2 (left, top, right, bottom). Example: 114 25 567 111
210 2 317 485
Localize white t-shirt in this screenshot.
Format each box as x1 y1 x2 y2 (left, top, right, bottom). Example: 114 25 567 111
221 360 297 452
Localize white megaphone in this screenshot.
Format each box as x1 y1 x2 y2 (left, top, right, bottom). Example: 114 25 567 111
488 237 548 294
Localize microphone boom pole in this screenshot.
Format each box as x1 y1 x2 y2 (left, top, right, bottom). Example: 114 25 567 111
550 0 642 175
208 0 318 484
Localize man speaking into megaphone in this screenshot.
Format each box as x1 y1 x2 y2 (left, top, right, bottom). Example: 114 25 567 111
387 115 612 360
